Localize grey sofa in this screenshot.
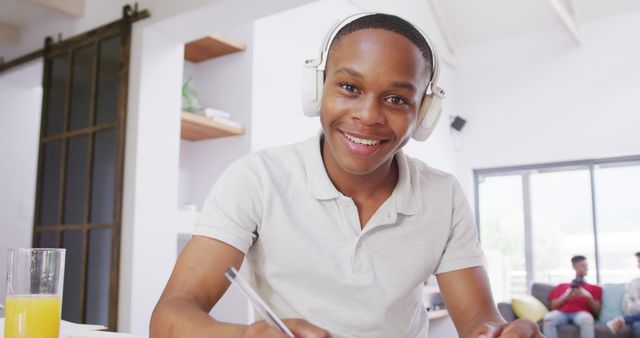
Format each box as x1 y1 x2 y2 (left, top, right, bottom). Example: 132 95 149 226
498 283 632 338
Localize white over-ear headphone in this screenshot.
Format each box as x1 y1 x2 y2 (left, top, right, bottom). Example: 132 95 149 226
301 13 446 141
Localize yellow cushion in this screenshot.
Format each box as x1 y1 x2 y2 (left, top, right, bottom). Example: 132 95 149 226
511 295 549 322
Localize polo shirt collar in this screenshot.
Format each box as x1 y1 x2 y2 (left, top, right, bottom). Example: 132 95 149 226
394 150 419 216
304 132 342 200
303 132 420 216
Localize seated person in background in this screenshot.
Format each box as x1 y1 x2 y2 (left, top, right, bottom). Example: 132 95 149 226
543 255 602 338
607 251 640 337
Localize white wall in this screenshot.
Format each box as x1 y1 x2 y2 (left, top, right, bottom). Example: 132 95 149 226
179 22 257 327
120 22 184 333
0 0 323 62
456 11 640 171
251 0 358 151
180 22 254 209
0 61 43 300
0 0 255 61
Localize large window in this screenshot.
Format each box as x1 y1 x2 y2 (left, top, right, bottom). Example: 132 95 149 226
475 157 640 300
530 169 595 285
478 175 526 296
594 164 640 284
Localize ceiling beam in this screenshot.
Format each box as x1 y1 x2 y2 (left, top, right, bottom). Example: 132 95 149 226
21 0 85 18
548 0 582 45
0 23 21 44
426 0 456 56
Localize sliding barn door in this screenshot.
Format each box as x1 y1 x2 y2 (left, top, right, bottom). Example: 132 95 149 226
32 6 146 330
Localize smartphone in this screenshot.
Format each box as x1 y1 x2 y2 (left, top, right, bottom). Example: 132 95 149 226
224 267 295 337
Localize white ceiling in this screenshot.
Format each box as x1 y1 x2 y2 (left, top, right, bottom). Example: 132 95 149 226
1 0 640 55
0 0 68 27
436 0 640 47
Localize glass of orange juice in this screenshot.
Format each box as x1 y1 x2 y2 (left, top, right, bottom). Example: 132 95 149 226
4 248 65 338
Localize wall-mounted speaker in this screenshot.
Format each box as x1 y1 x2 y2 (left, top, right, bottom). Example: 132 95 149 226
450 115 466 131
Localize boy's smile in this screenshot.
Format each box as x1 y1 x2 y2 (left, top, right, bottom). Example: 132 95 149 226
340 130 386 155
320 28 429 181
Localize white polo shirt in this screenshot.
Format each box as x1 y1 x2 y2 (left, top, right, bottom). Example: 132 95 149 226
194 133 484 338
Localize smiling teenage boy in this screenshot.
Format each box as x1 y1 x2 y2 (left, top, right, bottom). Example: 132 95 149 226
150 13 542 338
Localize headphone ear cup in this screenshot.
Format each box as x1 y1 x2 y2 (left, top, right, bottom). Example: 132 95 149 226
412 93 443 141
301 61 324 117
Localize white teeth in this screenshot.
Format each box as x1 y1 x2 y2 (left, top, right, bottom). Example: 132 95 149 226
344 133 381 146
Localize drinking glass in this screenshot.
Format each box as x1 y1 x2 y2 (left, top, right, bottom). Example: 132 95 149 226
4 248 66 338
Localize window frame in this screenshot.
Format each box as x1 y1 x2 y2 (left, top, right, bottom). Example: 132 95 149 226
474 155 640 289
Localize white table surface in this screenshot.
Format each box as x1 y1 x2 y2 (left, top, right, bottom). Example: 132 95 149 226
0 318 147 338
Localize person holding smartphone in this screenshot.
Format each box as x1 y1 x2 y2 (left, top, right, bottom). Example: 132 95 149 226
543 255 602 338
150 13 542 338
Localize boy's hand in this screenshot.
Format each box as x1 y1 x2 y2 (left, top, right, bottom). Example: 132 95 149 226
243 319 331 338
476 319 543 338
578 287 593 299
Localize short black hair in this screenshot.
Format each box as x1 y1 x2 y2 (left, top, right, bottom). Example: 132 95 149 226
329 14 433 77
635 252 640 258
571 255 586 265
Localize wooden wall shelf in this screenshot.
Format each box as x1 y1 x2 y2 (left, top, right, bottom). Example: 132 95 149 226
184 34 245 62
180 111 243 141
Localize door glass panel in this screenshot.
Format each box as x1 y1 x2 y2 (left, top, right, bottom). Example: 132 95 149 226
64 135 88 224
35 23 129 329
95 36 121 125
531 169 596 284
479 175 526 299
45 54 68 136
40 140 62 226
85 228 111 326
69 44 96 131
62 230 84 323
594 163 640 283
36 231 59 248
90 129 116 224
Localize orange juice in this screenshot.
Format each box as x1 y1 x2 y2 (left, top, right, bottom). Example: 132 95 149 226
4 294 62 338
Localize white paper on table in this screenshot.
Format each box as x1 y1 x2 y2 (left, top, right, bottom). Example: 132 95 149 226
61 320 107 332
0 318 106 330
0 318 145 337
62 331 146 338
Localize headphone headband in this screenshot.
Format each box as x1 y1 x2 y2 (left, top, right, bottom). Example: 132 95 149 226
301 13 446 141
316 13 441 95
